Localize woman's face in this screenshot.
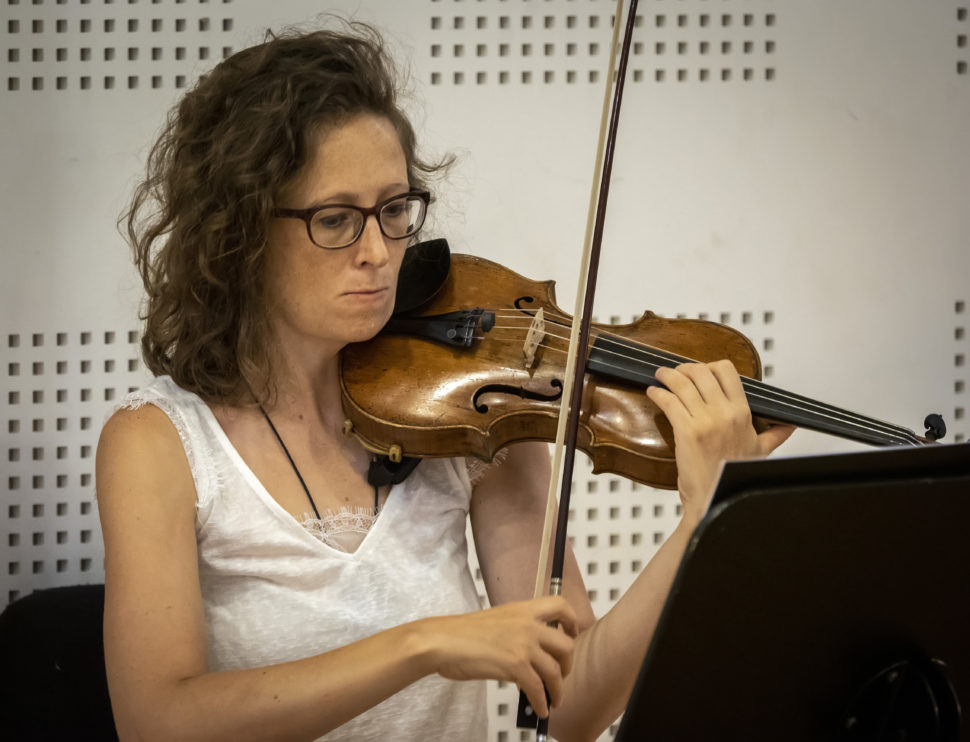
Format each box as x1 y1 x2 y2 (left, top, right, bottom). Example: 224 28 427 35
264 112 411 357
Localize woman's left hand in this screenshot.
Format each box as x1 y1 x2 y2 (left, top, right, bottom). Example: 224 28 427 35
646 359 795 524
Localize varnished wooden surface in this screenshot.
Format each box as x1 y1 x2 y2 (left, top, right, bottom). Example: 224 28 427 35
341 254 762 489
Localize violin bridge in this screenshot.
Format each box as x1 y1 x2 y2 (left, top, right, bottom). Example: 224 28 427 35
522 307 545 369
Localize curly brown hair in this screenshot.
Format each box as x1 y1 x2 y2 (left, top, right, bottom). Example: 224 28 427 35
124 22 443 404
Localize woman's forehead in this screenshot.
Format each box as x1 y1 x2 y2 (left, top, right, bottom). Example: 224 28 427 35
282 113 408 203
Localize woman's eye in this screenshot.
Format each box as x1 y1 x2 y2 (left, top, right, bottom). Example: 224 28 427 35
382 201 406 218
315 210 351 230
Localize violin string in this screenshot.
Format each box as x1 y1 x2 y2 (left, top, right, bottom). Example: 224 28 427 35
584 338 919 444
525 336 918 445
481 312 920 445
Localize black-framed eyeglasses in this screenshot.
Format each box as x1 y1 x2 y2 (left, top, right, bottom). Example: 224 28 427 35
271 190 431 250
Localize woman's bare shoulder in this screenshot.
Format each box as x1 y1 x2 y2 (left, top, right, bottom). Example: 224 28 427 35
96 402 196 511
99 401 183 457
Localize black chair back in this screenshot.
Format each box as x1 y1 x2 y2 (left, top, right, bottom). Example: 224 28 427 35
0 584 118 741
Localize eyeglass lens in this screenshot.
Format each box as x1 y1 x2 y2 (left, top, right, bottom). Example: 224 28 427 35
309 194 426 248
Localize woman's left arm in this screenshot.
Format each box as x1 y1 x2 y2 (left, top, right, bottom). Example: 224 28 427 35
470 440 596 636
471 439 673 741
471 361 795 742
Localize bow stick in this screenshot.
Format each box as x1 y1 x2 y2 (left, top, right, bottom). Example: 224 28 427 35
516 0 641 737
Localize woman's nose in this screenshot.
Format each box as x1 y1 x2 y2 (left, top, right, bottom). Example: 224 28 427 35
353 215 390 266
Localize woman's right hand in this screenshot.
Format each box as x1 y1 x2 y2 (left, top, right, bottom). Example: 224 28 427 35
414 596 579 719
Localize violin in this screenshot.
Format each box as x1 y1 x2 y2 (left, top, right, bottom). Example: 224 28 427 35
340 250 945 490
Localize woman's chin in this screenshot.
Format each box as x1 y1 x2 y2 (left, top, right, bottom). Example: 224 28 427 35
340 313 394 346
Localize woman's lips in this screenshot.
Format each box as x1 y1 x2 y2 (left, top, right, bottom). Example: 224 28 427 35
342 287 388 300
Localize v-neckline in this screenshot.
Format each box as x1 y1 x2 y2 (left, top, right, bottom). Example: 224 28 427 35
199 400 398 560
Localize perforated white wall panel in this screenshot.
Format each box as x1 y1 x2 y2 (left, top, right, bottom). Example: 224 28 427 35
3 1 969 740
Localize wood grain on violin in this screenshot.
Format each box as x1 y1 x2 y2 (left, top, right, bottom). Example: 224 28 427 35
341 254 941 491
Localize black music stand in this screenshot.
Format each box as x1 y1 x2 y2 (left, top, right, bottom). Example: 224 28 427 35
615 442 970 742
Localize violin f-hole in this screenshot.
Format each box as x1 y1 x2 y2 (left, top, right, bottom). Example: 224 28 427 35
472 379 563 413
514 296 537 316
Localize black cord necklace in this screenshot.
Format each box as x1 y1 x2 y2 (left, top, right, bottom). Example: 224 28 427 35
258 405 379 519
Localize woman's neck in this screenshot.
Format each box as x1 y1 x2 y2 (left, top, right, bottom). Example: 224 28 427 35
261 336 346 433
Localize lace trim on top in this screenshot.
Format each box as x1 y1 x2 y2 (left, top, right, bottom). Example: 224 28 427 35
306 448 513 552
303 449 511 550
302 506 380 553
465 448 510 487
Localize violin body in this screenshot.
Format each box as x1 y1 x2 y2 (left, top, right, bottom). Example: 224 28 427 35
340 253 763 489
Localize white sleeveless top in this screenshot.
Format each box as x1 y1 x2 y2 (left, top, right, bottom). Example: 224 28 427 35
116 376 487 741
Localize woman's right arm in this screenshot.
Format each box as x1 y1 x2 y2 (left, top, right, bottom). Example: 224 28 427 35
97 404 577 742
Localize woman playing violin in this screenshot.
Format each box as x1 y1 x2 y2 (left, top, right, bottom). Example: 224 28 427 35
96 23 793 741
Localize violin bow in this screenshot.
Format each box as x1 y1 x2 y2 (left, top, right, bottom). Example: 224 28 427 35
517 0 641 737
